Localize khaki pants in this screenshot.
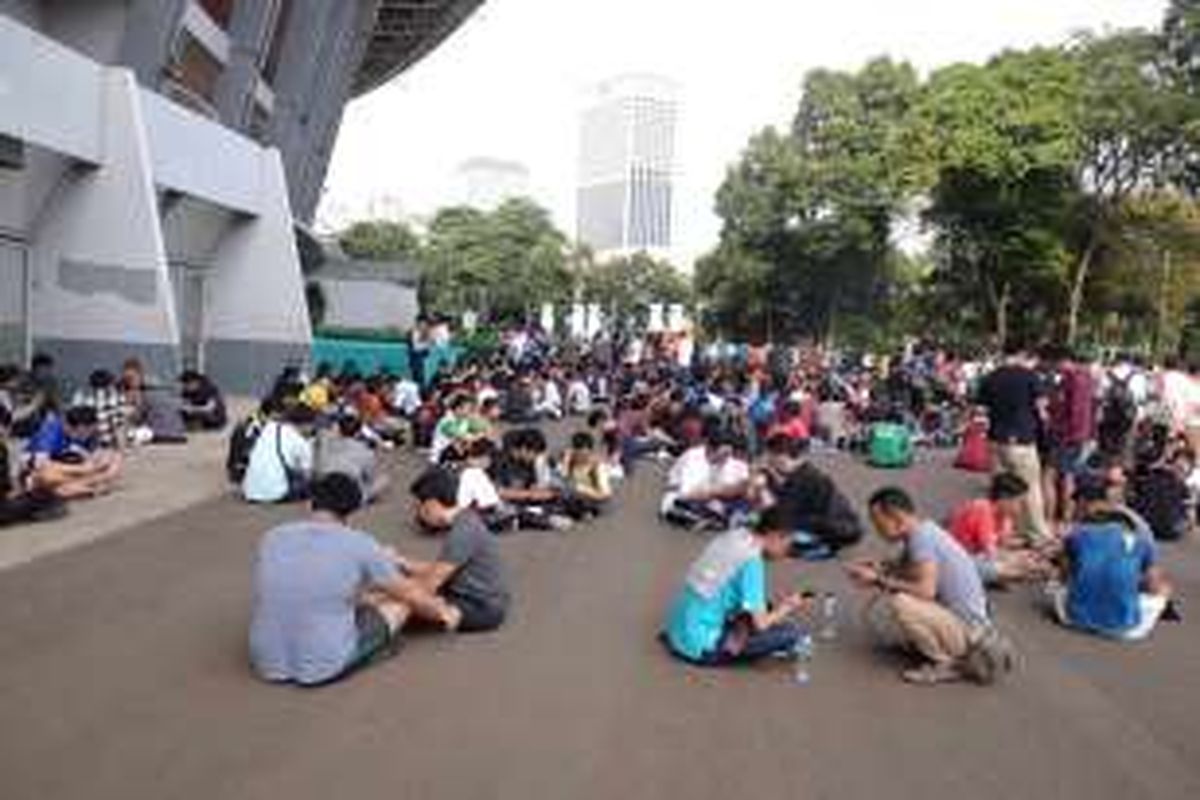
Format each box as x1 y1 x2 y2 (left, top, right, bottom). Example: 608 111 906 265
882 593 971 665
992 442 1050 542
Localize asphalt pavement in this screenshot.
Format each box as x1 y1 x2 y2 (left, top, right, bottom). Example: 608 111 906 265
1 447 1198 800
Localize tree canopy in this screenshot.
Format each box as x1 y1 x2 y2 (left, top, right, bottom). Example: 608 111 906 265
697 5 1200 357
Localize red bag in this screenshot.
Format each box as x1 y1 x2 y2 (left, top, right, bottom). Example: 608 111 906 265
955 419 993 472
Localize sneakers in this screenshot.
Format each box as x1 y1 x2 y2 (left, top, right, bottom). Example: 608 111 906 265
547 514 574 532
901 662 963 685
959 625 1017 685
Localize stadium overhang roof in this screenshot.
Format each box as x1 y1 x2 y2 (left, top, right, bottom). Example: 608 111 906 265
352 0 484 97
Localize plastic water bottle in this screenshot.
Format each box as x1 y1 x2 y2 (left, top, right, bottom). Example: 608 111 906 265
793 633 814 685
818 592 839 641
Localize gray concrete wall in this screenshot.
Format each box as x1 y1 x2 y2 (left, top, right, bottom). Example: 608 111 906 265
118 0 188 88
41 0 128 64
205 338 308 396
319 278 417 331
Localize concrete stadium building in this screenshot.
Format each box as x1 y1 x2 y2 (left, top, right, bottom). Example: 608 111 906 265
0 0 481 392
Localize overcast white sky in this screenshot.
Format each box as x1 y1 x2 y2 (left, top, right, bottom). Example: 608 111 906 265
318 0 1167 266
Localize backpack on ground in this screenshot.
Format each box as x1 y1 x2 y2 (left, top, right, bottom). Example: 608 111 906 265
225 416 263 484
868 422 913 468
955 418 993 473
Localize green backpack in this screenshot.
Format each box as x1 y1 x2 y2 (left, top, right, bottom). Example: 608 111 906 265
868 423 913 468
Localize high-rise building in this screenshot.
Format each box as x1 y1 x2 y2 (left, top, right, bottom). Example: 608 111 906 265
0 1 481 392
457 157 530 211
577 74 678 259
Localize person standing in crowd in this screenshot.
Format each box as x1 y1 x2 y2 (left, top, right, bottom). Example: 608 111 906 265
662 506 807 665
1046 348 1096 526
977 342 1051 542
249 474 461 686
847 488 1011 685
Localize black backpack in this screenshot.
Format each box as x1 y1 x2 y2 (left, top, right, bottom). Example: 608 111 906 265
225 417 263 484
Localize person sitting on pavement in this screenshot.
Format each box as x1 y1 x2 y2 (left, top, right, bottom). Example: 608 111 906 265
1044 474 1175 642
27 405 123 500
456 437 520 532
70 369 126 449
393 469 511 633
846 487 1011 686
314 414 388 504
946 472 1050 586
179 370 228 431
754 432 863 558
488 428 574 530
249 473 461 687
431 393 476 464
531 372 564 420
241 401 314 504
120 358 188 444
660 427 751 531
559 431 613 517
10 353 61 438
662 506 807 665
0 406 65 525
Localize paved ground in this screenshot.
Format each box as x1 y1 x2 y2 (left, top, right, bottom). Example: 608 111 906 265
1 444 1198 800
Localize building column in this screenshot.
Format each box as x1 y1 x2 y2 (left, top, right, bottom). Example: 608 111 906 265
204 146 311 396
28 68 181 384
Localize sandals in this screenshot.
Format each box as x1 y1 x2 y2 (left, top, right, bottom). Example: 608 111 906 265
901 662 963 685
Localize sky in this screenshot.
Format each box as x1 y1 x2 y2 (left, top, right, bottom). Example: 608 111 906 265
317 0 1168 267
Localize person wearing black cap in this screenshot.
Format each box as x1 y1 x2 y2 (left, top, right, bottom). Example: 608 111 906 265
1046 473 1174 641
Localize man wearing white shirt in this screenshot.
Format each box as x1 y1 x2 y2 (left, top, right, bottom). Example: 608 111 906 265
661 429 751 531
242 404 314 504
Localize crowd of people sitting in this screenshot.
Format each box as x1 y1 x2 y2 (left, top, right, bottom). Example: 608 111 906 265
0 324 1184 689
0 353 227 527
238 327 1190 689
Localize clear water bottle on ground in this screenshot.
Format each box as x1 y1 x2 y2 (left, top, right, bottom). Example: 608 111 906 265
818 592 839 641
793 633 814 685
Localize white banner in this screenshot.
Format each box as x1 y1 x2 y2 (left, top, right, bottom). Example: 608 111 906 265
540 303 555 335
648 303 665 333
569 303 586 339
667 303 686 332
586 303 603 338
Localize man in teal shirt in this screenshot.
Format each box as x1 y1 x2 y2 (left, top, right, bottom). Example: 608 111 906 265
664 507 807 664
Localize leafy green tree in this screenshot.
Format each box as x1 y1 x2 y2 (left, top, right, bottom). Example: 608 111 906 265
420 198 571 322
338 219 420 261
701 58 921 342
914 48 1082 345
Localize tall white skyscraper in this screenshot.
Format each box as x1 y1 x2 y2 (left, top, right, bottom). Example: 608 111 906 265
577 74 678 258
456 157 531 211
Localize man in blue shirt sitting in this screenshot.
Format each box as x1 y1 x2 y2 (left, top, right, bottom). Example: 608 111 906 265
28 405 123 499
1048 474 1174 641
663 506 807 665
